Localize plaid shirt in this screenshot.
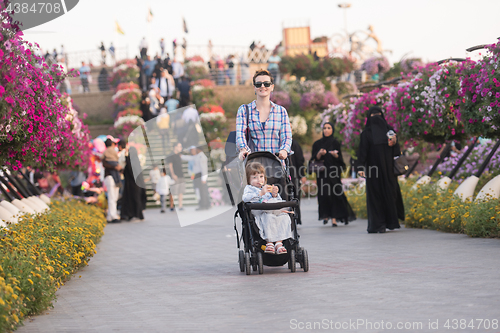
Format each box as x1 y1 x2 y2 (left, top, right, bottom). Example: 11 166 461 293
236 101 292 154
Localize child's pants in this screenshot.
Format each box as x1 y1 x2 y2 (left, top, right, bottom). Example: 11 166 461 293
160 194 167 211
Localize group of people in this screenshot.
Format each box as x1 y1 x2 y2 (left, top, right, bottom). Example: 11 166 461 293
147 142 211 214
235 69 405 240
101 138 147 222
206 49 280 86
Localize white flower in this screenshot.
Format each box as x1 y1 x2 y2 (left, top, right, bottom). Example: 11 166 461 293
289 115 308 136
199 112 226 122
5 125 11 132
114 115 145 128
112 88 141 102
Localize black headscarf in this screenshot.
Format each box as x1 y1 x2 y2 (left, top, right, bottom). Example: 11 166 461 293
316 122 336 149
365 106 391 145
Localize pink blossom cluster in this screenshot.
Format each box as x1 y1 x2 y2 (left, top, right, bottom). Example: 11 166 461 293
322 87 395 153
0 1 90 171
270 91 292 110
299 91 339 110
400 58 424 73
390 61 472 143
457 39 500 138
361 56 390 75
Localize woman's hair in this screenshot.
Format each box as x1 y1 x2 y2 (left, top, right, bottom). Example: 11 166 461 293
245 162 267 184
252 69 274 85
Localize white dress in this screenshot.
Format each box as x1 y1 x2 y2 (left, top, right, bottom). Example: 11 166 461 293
242 185 293 242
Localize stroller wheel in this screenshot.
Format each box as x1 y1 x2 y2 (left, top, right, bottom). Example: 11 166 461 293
302 249 309 272
245 252 251 275
238 250 245 272
298 247 304 268
289 249 296 273
257 252 263 274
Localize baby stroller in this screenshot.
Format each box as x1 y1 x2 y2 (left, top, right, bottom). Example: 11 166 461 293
222 151 309 275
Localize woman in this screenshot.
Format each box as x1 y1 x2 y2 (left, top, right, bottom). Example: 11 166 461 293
311 122 356 226
140 92 153 123
357 106 404 233
120 146 147 221
236 69 292 161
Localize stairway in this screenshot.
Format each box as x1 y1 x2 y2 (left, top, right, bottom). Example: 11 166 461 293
139 132 225 208
66 66 115 95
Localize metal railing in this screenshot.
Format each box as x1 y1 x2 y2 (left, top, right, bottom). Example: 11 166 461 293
185 45 273 64
65 46 128 68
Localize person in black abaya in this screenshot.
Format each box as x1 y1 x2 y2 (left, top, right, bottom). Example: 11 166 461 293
311 122 356 227
120 146 147 221
356 106 404 233
289 137 306 224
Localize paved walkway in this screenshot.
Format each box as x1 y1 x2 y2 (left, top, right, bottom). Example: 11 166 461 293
18 199 500 333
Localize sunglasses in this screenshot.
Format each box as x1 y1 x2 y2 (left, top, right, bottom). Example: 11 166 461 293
254 81 272 88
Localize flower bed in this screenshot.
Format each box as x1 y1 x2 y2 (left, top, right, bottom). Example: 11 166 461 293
433 140 500 181
198 104 225 115
113 115 145 139
200 112 227 142
403 180 500 237
109 62 140 88
0 200 106 331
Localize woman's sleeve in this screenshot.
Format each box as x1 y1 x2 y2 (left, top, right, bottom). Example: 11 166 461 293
236 104 249 151
357 131 369 170
279 107 292 153
393 142 402 157
311 141 320 161
294 142 306 178
335 141 346 171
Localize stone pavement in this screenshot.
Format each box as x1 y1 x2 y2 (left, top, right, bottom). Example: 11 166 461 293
17 199 500 333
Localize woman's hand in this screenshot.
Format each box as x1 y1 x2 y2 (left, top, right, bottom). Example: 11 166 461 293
329 150 339 158
238 148 249 161
278 150 288 160
388 135 397 147
316 148 327 160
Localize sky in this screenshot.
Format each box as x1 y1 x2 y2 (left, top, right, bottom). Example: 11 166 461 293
21 0 500 66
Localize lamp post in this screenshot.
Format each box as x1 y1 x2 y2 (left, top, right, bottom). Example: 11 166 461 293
338 3 351 35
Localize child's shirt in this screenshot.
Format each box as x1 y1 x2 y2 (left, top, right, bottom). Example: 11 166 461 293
242 185 282 203
156 175 173 195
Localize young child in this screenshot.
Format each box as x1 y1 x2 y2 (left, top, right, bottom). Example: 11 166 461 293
156 167 173 213
242 162 293 254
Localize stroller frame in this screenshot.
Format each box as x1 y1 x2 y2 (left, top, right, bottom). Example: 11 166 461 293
225 151 309 275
